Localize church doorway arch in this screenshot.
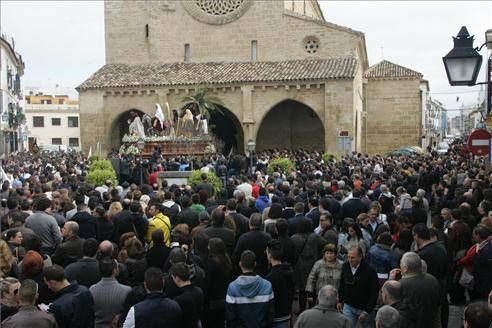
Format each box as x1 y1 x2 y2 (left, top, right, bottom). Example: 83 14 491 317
256 99 325 151
109 109 146 150
209 105 244 155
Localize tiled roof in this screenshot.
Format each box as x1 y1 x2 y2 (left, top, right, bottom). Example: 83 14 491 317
364 60 422 79
77 57 358 90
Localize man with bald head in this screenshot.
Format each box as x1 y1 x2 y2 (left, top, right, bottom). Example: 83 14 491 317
52 221 84 267
381 280 411 328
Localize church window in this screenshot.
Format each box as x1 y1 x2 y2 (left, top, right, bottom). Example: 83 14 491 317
184 44 190 62
251 40 257 60
304 37 319 54
196 0 246 16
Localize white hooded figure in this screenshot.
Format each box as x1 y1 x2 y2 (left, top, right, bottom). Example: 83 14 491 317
129 115 146 138
155 103 165 130
195 113 209 135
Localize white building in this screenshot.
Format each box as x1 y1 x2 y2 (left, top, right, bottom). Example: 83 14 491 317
24 93 80 150
423 97 446 149
0 33 25 156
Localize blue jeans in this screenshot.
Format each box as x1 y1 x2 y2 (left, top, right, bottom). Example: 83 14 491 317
342 303 374 328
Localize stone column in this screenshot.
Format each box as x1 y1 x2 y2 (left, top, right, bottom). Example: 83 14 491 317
241 85 255 149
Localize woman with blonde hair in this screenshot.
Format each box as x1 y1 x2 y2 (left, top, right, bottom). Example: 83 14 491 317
0 239 17 278
108 201 123 221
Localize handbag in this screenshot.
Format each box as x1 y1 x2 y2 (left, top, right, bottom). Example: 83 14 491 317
458 268 474 289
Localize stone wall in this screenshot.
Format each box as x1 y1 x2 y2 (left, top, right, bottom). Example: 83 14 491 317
104 0 364 65
365 78 422 154
79 79 360 155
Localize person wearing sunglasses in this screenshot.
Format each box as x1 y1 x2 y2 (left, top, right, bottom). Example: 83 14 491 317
1 279 57 328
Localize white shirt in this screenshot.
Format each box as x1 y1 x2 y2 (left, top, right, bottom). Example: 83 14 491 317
122 306 135 328
351 264 360 276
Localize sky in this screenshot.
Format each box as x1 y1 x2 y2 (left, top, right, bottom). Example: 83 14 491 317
1 0 491 116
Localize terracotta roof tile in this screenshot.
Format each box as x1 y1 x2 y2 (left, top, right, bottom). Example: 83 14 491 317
364 60 422 79
77 57 358 90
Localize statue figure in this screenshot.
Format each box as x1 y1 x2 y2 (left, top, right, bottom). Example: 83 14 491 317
151 103 165 135
128 111 146 138
195 113 209 135
180 109 195 137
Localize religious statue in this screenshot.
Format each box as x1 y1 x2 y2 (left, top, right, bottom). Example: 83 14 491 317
195 113 209 135
151 103 165 135
180 109 195 137
128 111 146 138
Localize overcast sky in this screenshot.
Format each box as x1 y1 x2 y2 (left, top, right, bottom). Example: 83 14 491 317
1 1 491 116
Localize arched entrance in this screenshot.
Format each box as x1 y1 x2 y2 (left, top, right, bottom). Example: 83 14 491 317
110 109 146 149
256 99 325 151
209 106 244 154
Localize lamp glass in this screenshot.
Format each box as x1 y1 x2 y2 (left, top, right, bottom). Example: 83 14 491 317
444 57 481 84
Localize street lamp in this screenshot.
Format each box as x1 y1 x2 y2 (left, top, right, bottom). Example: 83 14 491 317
443 26 483 86
246 139 256 173
136 137 146 186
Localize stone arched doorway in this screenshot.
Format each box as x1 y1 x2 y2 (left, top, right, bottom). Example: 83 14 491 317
256 99 324 151
109 109 146 150
209 105 244 154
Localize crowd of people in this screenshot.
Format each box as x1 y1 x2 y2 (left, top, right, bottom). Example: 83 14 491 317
1 142 492 328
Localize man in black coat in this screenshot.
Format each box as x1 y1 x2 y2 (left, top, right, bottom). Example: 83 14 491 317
397 252 441 328
112 201 148 243
177 196 199 229
338 189 369 221
232 214 272 277
170 263 204 328
43 265 94 328
69 194 96 240
470 225 492 300
52 221 84 267
287 202 308 236
413 224 448 328
338 245 378 328
266 240 294 326
225 198 250 240
64 238 102 288
204 207 236 255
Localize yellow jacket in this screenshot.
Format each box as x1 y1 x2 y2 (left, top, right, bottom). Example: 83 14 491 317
146 212 171 247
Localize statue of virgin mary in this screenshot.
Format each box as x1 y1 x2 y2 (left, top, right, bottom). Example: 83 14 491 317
128 111 146 138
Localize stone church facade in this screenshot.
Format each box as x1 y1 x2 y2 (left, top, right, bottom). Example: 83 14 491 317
78 0 424 155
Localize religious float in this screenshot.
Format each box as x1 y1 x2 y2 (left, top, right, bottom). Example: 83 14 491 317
119 88 224 157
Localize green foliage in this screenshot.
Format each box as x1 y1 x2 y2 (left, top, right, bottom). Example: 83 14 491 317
181 87 224 119
87 159 118 186
188 170 222 194
89 159 114 172
86 169 118 187
322 152 338 163
266 158 295 175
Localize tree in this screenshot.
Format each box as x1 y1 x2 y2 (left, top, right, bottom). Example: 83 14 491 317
180 87 224 119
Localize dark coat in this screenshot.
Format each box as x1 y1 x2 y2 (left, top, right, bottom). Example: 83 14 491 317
173 284 204 328
177 207 199 229
112 210 148 243
134 292 182 328
49 283 94 328
52 234 84 267
306 207 321 230
95 218 114 242
287 214 307 236
266 263 294 321
338 260 378 312
417 242 448 282
65 258 102 288
400 273 441 328
146 243 170 270
339 198 369 221
70 211 97 240
228 211 250 239
1 305 57 328
472 240 492 299
204 225 236 255
232 229 272 277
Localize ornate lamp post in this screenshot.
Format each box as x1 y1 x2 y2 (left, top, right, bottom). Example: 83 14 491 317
136 138 146 185
443 26 492 114
246 139 256 173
